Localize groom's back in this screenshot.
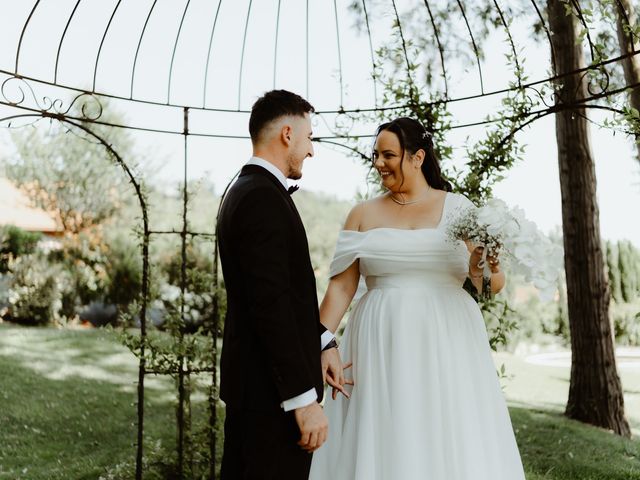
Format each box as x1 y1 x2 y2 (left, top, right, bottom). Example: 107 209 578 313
217 167 323 412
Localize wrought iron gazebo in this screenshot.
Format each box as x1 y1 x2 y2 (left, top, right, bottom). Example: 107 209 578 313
1 1 638 478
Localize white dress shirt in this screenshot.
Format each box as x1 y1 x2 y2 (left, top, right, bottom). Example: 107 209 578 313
245 157 336 411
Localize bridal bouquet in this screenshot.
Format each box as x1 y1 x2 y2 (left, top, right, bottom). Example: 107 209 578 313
446 197 563 301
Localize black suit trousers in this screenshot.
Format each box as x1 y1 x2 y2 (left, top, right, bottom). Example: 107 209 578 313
221 407 312 480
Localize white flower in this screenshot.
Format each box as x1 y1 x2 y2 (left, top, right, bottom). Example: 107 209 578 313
446 195 563 302
160 284 181 302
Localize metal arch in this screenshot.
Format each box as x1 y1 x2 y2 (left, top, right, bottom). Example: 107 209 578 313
61 119 152 480
176 107 190 477
0 109 152 480
17 54 633 115
530 0 557 78
15 0 42 74
390 0 416 101
5 48 640 136
203 0 224 107
361 0 379 107
492 0 522 89
237 0 253 109
274 0 282 89
131 0 159 99
55 0 82 84
569 0 597 63
168 0 192 104
490 101 637 164
313 137 370 160
93 0 123 92
455 0 484 94
7 0 631 118
306 0 310 97
333 0 345 108
423 0 449 99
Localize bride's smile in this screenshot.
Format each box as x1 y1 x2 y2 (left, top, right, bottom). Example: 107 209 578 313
372 129 428 196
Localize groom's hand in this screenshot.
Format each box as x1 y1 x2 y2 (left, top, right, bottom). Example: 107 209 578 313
322 348 354 399
294 402 328 453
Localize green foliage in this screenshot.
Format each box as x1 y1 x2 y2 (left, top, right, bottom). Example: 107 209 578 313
0 225 42 273
0 252 68 326
619 239 639 302
607 240 624 303
104 233 142 308
3 99 140 234
48 233 110 316
612 299 640 345
293 191 352 295
0 231 149 326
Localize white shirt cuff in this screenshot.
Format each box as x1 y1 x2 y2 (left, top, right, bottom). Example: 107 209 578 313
320 330 335 350
281 388 317 412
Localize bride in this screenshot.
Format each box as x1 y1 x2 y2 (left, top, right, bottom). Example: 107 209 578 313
310 117 526 479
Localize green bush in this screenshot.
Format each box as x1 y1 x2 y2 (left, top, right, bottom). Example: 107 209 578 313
606 241 624 303
0 226 42 273
619 240 639 303
104 234 142 309
154 240 218 332
2 252 69 325
611 299 640 346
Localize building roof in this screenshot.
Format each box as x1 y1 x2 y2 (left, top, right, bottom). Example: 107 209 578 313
0 178 61 233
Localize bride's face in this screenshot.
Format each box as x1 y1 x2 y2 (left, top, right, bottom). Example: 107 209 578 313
372 130 416 192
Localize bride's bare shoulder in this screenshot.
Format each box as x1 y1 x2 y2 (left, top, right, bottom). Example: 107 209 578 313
343 195 387 231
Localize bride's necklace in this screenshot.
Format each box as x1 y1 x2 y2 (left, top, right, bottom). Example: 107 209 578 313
390 185 431 206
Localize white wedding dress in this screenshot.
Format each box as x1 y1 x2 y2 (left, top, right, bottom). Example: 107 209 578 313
309 192 526 480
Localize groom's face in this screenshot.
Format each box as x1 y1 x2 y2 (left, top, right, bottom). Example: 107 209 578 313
286 113 314 180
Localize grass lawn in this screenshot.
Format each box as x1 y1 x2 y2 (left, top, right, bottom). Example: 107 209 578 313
0 324 217 480
1 324 639 479
496 351 640 479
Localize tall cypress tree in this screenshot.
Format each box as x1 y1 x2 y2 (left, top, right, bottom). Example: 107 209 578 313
607 241 623 303
619 240 638 302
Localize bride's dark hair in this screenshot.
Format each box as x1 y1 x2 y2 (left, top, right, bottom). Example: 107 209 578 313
374 117 452 192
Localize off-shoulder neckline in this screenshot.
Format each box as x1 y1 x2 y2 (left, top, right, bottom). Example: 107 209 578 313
343 191 452 234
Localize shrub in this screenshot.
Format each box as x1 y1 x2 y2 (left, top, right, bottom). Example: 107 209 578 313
104 234 142 309
2 252 68 325
611 299 640 346
154 241 218 333
0 226 42 273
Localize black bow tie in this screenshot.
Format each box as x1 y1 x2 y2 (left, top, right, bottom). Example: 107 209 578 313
287 185 299 195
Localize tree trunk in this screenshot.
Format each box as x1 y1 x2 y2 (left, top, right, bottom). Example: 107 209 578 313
615 0 640 163
547 0 631 437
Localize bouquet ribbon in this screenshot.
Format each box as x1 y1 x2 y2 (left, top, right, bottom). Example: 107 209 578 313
476 244 491 278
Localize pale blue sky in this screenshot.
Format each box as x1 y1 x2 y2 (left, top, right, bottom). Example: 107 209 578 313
0 0 638 245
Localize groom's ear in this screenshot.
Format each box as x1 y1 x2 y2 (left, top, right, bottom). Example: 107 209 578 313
280 124 293 146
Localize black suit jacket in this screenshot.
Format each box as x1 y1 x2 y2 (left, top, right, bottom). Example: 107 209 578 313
217 164 326 412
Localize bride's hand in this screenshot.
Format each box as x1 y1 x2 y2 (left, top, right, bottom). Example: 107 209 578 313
486 252 501 273
322 348 354 399
331 362 354 400
469 245 501 275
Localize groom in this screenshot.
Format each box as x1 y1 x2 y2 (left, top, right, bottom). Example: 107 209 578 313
217 90 342 479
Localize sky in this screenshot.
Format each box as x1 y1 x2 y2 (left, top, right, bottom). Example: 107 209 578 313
0 0 639 246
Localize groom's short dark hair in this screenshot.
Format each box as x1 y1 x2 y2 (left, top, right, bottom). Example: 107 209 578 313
249 90 315 143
